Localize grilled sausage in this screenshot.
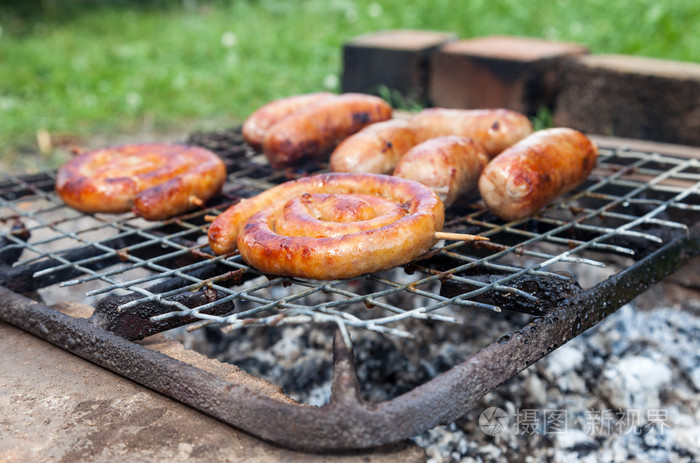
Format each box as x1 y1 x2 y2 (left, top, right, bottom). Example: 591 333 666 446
328 119 423 174
207 173 444 280
393 136 489 207
478 128 599 221
242 92 333 150
409 108 533 157
56 143 226 221
262 93 393 168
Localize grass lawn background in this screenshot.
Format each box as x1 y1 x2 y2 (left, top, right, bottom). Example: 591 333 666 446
1 0 698 171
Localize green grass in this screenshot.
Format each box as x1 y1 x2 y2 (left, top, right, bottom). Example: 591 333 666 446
1 0 699 170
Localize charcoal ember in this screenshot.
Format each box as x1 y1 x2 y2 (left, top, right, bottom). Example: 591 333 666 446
599 354 673 410
94 288 232 341
192 324 335 406
0 219 30 265
440 273 583 315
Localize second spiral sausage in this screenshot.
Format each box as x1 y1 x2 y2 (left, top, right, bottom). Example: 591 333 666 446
56 143 226 221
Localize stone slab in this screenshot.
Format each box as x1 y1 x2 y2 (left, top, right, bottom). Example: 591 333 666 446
0 312 424 462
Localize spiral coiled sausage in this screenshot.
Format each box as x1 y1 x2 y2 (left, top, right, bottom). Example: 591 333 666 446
207 173 445 280
55 143 226 220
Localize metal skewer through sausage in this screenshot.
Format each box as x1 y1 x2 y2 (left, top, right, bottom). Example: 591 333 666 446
55 143 227 220
207 173 446 280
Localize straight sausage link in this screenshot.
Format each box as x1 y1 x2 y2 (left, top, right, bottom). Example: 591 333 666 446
262 93 393 168
393 136 489 207
478 128 599 221
329 119 423 174
242 92 334 151
409 108 533 157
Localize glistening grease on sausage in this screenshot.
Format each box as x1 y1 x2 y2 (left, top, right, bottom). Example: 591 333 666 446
329 119 423 174
207 173 444 280
262 93 392 168
393 136 489 207
242 92 334 150
55 143 226 220
409 108 533 157
478 128 599 221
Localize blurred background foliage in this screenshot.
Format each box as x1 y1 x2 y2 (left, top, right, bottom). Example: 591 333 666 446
1 0 698 170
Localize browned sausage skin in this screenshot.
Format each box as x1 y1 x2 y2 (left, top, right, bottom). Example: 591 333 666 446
409 108 533 157
329 119 422 174
207 173 444 280
478 128 599 221
262 93 393 168
393 136 489 207
55 143 226 220
241 92 334 151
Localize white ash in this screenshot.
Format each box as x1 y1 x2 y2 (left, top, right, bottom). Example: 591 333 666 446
409 303 700 462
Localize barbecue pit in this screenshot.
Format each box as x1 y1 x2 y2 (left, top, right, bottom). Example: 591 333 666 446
1 128 698 453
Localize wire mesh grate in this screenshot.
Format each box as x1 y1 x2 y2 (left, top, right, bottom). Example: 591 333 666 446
1 131 699 342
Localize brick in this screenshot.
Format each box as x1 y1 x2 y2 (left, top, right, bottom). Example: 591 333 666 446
429 35 588 115
341 30 455 106
553 55 700 146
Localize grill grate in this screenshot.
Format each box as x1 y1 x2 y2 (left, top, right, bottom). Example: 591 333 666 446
1 131 699 343
1 129 700 451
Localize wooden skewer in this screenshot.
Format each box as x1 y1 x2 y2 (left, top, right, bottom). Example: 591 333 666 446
434 231 489 242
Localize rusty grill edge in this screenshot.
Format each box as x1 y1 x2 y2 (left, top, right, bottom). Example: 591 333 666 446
0 233 697 450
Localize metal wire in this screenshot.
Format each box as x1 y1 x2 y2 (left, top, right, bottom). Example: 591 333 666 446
1 140 698 343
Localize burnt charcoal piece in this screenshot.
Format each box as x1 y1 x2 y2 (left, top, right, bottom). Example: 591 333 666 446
441 273 583 316
93 288 233 341
0 220 30 266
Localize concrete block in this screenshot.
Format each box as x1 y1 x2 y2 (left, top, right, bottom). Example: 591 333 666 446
429 35 588 115
341 30 456 106
554 54 700 146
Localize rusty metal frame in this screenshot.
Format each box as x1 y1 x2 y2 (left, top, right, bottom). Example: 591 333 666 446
1 231 697 451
